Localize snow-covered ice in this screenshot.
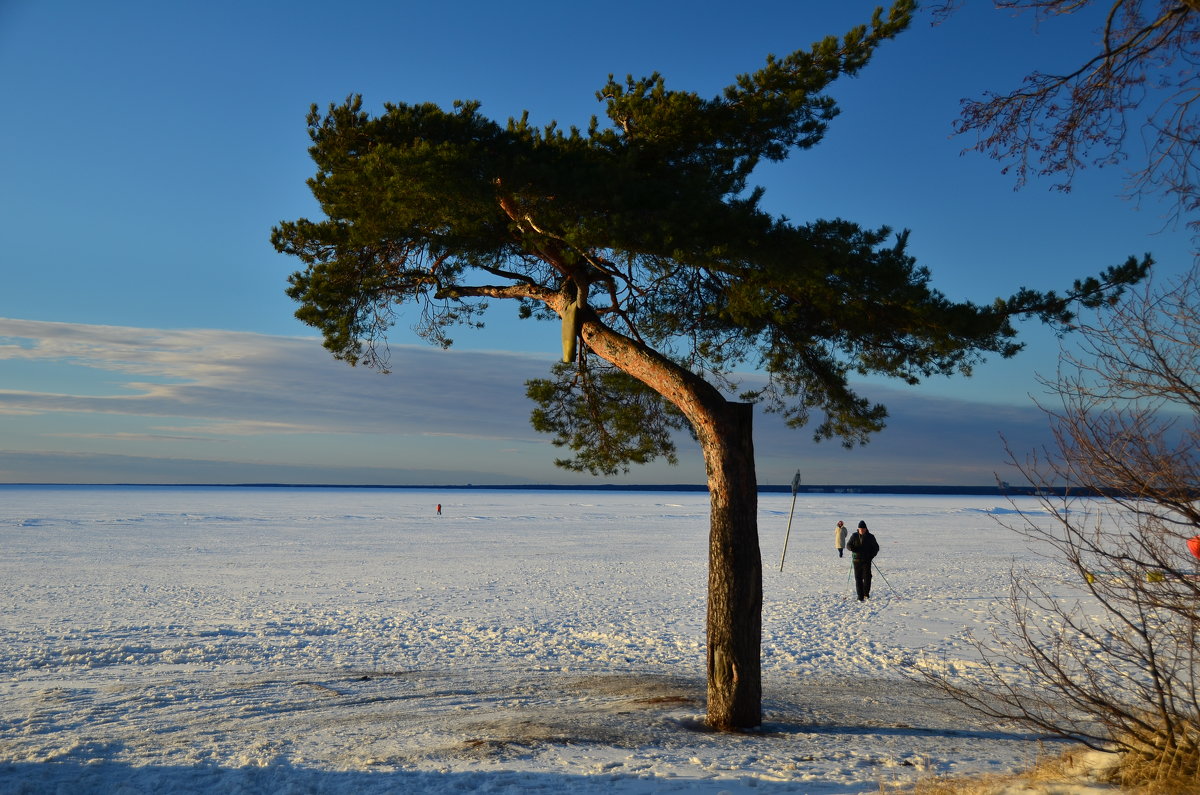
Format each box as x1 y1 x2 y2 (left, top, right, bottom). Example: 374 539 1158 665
0 486 1116 793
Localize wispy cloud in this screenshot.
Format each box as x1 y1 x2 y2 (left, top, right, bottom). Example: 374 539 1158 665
45 432 220 442
0 317 1054 485
0 318 552 440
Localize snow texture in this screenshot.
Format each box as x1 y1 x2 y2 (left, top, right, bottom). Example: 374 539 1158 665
0 486 1122 793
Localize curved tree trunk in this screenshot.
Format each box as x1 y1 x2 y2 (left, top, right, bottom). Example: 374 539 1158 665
578 316 763 729
700 400 762 730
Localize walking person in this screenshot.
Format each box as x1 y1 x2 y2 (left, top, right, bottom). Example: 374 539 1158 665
834 520 847 558
846 520 879 601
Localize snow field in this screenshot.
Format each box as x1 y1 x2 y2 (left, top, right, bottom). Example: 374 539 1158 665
0 487 1101 793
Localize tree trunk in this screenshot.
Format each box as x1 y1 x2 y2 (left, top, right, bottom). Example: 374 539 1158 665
578 319 763 730
702 401 762 730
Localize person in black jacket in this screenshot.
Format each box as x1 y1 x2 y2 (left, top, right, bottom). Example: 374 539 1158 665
846 520 879 601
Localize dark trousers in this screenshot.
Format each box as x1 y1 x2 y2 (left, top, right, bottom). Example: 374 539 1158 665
853 560 873 599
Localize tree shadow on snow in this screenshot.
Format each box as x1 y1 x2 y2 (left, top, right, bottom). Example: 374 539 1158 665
0 759 866 794
0 669 1058 793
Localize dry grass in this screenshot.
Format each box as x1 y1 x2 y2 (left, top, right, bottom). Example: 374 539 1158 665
1109 747 1200 793
881 746 1113 794
1106 719 1200 794
1120 778 1200 795
882 740 1200 794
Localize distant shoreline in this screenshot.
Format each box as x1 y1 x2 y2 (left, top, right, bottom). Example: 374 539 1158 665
0 482 1074 496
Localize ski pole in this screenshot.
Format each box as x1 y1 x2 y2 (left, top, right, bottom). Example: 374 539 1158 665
872 562 896 596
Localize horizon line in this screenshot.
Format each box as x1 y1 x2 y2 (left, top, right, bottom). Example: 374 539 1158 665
0 482 1065 495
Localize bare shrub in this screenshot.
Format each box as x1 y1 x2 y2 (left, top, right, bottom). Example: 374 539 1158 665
917 265 1200 789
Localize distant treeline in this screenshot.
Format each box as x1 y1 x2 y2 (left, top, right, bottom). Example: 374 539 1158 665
764 484 1072 496
12 482 1094 496
192 482 1080 496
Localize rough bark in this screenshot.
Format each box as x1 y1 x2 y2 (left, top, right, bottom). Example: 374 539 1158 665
579 316 764 729
701 400 762 730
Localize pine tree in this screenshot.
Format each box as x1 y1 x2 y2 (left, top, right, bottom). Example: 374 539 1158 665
272 0 1148 728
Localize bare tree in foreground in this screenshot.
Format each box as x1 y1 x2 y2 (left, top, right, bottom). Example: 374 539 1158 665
919 266 1200 789
935 1 1200 231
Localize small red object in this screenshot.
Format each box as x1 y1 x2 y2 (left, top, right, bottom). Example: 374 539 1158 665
1188 536 1200 561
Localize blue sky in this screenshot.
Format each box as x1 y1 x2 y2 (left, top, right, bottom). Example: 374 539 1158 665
0 1 1193 486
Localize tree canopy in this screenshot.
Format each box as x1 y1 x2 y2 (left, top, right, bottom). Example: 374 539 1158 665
273 0 1146 475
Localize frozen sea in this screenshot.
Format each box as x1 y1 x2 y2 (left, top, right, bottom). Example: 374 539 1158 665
0 486 1114 793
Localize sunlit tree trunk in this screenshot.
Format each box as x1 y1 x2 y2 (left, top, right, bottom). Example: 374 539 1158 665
700 400 762 729
583 321 763 729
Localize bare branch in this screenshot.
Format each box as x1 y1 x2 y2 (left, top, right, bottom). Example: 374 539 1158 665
944 1 1200 231
913 264 1200 787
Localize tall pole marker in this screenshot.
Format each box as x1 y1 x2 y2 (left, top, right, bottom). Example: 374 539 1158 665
778 470 801 572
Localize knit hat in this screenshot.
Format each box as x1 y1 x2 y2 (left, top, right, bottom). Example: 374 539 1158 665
857 521 867 529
